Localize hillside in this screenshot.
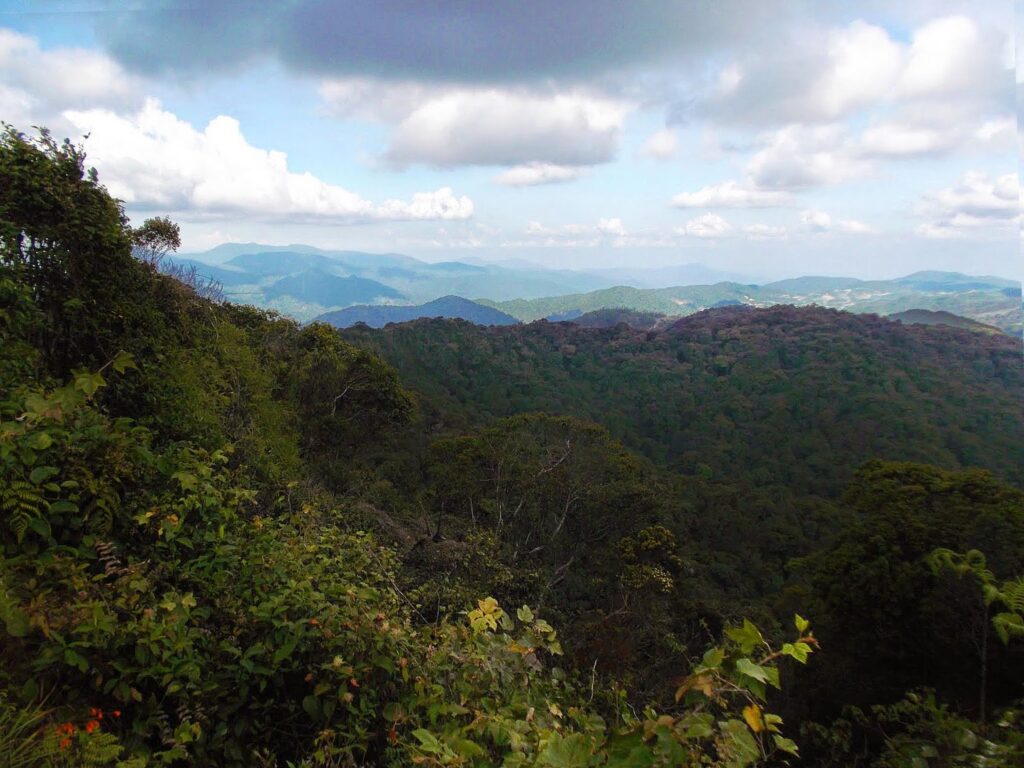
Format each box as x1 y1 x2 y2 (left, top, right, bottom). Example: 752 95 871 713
342 307 1024 493
568 307 667 330
480 273 1023 334
889 308 1007 335
315 295 518 328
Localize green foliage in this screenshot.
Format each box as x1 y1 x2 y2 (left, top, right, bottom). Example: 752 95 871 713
928 549 1024 645
787 462 1024 725
802 692 1024 768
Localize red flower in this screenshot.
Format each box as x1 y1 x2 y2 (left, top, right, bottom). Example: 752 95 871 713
85 720 100 734
112 709 122 718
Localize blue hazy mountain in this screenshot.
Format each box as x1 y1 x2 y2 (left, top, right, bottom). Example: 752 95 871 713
314 296 519 328
264 269 405 306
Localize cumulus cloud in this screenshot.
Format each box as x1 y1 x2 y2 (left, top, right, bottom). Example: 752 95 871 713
800 209 874 234
675 213 732 238
63 100 472 222
0 28 144 131
493 163 584 187
639 128 678 160
515 218 629 246
747 125 870 189
321 77 633 170
703 15 1009 128
380 88 629 168
671 180 791 208
915 171 1018 237
597 217 627 236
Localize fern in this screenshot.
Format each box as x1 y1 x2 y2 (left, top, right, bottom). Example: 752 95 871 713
1 480 46 543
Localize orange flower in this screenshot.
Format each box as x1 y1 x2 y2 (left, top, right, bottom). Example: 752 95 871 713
85 720 100 734
309 618 320 626
59 737 71 750
349 677 360 688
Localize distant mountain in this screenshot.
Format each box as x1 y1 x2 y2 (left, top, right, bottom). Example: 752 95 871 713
314 295 519 328
888 309 1006 335
186 242 325 264
226 251 343 276
567 308 666 330
592 262 754 288
177 243 618 320
893 270 1018 291
162 257 255 287
265 269 404 306
480 272 1022 335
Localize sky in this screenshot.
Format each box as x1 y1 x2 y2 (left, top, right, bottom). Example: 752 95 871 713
0 1 1020 281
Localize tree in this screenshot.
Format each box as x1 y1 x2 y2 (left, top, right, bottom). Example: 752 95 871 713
0 125 147 372
131 216 180 268
928 548 1024 722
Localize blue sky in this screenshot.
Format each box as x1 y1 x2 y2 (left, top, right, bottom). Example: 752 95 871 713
0 1 1018 280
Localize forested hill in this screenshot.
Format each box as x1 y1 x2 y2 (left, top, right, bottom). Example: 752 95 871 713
341 306 1024 492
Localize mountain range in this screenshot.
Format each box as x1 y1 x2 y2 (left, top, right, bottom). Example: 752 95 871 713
480 271 1022 335
174 244 1021 334
174 244 618 320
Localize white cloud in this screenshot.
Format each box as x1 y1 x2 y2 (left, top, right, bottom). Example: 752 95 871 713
0 28 144 131
800 209 874 234
493 163 583 187
597 217 627 236
809 20 904 120
707 15 1007 128
676 213 732 238
835 219 874 234
748 124 869 189
377 188 475 220
515 218 631 247
800 209 833 232
671 180 791 208
64 100 472 222
974 117 1015 144
320 80 632 169
897 15 995 99
915 171 1019 237
639 128 678 160
859 122 956 157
